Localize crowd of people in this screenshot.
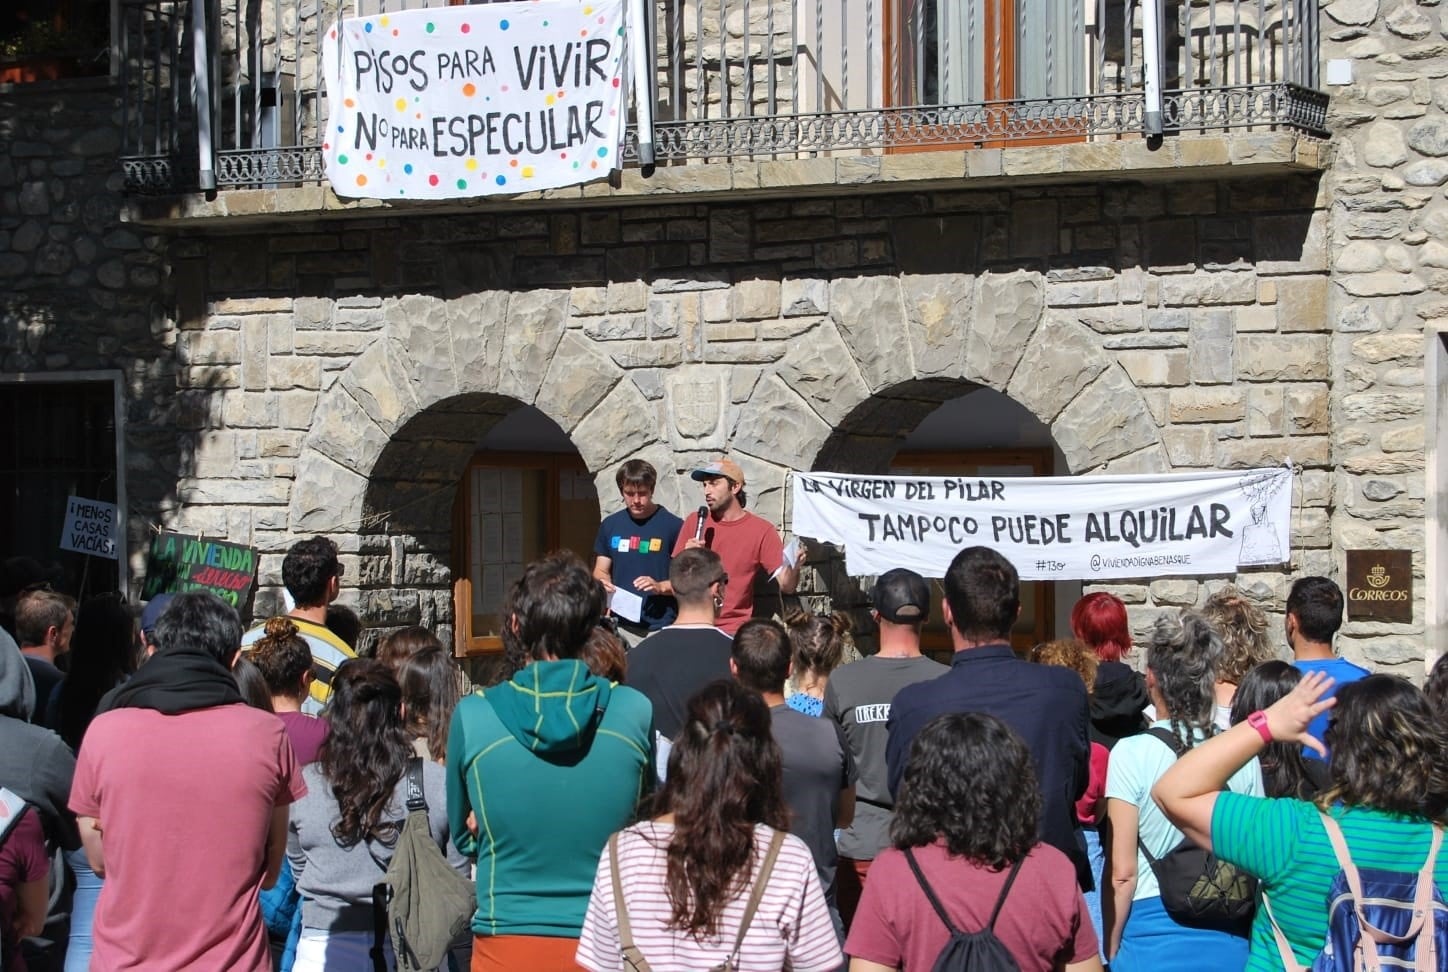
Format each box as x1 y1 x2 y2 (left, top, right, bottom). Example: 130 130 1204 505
0 454 1445 972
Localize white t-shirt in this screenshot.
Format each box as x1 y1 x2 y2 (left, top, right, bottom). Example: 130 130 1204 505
576 822 843 972
1104 720 1263 900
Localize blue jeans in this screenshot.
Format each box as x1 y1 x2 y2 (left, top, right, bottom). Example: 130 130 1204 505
1083 827 1106 959
64 847 102 972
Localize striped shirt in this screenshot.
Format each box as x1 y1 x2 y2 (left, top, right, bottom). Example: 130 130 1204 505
1212 793 1448 971
241 617 355 715
576 822 843 972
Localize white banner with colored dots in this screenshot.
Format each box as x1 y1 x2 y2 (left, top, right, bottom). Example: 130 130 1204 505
322 0 628 199
791 465 1294 581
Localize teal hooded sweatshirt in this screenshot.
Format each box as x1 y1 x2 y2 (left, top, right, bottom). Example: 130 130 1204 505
446 658 653 938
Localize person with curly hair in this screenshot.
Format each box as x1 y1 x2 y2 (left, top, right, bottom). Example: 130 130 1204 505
890 548 1092 891
249 616 327 971
286 658 467 971
1200 585 1277 731
250 616 328 764
1155 673 1448 969
1071 592 1151 747
1031 638 1110 957
783 609 851 718
1426 654 1448 718
576 681 842 971
847 712 1101 971
1102 611 1262 970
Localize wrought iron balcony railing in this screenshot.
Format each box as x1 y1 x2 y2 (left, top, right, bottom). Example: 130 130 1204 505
119 0 1328 195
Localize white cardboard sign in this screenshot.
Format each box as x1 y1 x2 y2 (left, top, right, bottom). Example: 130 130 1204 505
59 496 119 560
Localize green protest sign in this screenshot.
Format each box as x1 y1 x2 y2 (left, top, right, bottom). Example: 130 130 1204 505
141 531 257 607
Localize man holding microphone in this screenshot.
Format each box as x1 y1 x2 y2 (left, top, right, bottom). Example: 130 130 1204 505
672 456 801 636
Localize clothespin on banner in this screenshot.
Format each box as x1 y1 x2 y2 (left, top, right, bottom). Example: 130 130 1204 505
1286 458 1303 572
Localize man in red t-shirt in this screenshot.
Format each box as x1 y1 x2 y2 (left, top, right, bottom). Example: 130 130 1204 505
673 457 800 635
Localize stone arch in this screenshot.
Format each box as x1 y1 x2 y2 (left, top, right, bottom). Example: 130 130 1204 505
289 287 651 535
283 266 1176 641
285 287 654 644
707 267 1174 649
711 268 1170 521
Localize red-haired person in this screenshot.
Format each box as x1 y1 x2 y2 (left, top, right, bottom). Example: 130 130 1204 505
1070 591 1150 954
1071 593 1150 748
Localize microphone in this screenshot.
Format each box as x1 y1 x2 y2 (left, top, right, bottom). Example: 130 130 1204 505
694 505 708 542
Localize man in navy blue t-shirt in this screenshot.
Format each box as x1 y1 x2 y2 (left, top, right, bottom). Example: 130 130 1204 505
593 460 683 646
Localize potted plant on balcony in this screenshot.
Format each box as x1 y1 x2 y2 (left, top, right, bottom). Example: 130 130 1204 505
0 16 108 83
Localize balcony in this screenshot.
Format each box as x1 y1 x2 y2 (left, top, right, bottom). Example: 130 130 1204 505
117 0 1328 199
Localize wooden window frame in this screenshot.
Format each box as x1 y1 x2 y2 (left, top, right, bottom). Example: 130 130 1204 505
450 451 597 657
882 0 1086 152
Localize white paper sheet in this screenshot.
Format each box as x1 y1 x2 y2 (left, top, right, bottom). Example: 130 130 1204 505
609 586 644 624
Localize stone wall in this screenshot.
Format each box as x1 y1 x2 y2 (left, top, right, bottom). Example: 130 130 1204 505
1319 0 1448 670
0 78 179 584
149 174 1361 666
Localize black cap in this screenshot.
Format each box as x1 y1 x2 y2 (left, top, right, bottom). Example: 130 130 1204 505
872 569 930 624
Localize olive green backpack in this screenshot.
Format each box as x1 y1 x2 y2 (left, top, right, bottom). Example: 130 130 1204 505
370 758 475 972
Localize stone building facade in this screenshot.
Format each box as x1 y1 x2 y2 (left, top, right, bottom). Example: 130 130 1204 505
1 0 1445 675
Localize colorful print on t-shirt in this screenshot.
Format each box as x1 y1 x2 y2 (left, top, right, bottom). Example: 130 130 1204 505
612 536 665 554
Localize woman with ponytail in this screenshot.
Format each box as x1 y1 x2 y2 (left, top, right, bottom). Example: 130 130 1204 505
783 610 851 718
250 616 328 764
576 680 842 971
286 659 467 970
1102 611 1263 971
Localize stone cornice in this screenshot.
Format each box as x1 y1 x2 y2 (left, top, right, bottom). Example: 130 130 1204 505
123 132 1329 231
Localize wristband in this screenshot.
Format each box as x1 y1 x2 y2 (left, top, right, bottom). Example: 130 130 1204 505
1246 710 1273 745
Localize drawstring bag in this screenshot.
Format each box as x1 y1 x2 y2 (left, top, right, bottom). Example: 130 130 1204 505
904 847 1024 972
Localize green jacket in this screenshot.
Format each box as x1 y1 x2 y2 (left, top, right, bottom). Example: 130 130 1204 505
446 659 653 938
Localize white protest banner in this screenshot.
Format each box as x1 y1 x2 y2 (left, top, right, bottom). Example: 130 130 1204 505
59 496 119 560
322 0 627 199
792 466 1293 581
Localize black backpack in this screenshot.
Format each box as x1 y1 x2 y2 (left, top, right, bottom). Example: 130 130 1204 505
904 847 1024 972
1137 727 1258 932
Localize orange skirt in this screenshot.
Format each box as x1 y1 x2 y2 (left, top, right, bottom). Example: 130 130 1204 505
471 934 581 972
